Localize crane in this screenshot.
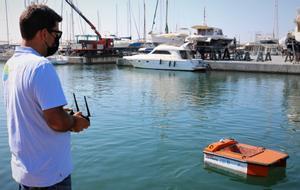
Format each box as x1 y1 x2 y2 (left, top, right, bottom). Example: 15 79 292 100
64 0 114 55
64 0 101 39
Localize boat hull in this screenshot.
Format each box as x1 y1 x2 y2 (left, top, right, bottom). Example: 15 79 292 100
130 59 207 71
204 153 275 176
204 153 247 175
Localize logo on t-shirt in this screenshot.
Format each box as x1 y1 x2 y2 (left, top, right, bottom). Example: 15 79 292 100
2 64 9 81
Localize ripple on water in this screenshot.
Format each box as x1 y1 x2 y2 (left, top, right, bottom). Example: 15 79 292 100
1 65 300 189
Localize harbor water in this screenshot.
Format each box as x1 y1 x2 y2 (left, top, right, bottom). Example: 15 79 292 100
1 62 300 190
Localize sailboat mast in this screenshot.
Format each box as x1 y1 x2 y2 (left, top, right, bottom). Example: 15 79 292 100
273 0 279 39
143 0 146 41
127 0 132 38
159 0 163 33
60 0 64 42
116 3 119 37
4 0 9 45
203 6 207 26
129 0 132 38
60 0 64 29
150 0 160 34
70 0 74 41
127 1 129 37
165 0 169 33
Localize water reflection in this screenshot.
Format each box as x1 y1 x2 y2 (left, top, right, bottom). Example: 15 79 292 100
58 64 116 97
282 75 300 125
204 163 287 187
1 63 300 189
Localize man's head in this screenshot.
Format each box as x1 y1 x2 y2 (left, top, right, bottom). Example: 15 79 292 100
20 4 63 56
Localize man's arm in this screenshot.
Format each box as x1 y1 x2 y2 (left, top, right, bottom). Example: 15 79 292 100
43 106 90 132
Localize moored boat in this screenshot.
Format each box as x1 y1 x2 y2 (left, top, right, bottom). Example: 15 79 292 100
188 25 233 47
150 32 188 46
123 44 207 71
203 138 289 177
48 55 69 65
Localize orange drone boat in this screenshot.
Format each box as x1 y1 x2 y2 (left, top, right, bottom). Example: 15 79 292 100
203 139 289 176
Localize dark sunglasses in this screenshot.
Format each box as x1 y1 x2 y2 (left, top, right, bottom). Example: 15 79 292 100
47 29 63 39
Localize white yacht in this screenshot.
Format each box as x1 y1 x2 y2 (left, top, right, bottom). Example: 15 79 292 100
150 32 188 46
123 45 207 71
187 25 233 49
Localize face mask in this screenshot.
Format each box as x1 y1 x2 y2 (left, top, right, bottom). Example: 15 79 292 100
46 36 60 57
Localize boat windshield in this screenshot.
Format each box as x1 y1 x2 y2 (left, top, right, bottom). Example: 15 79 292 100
216 29 223 36
152 50 171 55
179 50 194 59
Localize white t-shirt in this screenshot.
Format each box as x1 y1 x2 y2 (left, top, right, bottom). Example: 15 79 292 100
2 46 72 187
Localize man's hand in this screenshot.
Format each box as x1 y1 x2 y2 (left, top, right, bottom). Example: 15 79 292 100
71 112 90 133
44 106 90 132
63 107 74 115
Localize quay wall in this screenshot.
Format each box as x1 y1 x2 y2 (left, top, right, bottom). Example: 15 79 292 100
206 60 300 74
68 56 117 64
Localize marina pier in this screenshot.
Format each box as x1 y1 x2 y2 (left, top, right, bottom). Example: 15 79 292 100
205 56 300 74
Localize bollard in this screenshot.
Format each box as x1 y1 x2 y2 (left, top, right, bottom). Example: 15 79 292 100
265 52 272 61
222 48 231 60
244 52 251 61
257 52 264 62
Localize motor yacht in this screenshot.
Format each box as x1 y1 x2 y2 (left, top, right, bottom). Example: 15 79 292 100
123 44 207 71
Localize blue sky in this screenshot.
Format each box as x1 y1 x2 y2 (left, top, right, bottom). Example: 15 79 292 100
0 0 299 43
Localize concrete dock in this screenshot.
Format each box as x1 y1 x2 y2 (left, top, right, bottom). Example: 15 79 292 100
68 55 118 64
204 56 300 74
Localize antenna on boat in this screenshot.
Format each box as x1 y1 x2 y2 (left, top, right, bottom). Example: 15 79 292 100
203 6 207 26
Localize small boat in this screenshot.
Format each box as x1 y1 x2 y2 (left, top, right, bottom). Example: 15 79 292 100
123 44 207 71
48 55 69 65
203 138 289 177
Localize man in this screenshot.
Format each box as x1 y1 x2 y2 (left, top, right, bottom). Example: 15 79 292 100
2 4 90 190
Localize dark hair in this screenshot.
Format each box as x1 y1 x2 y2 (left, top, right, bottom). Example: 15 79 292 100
19 4 62 40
